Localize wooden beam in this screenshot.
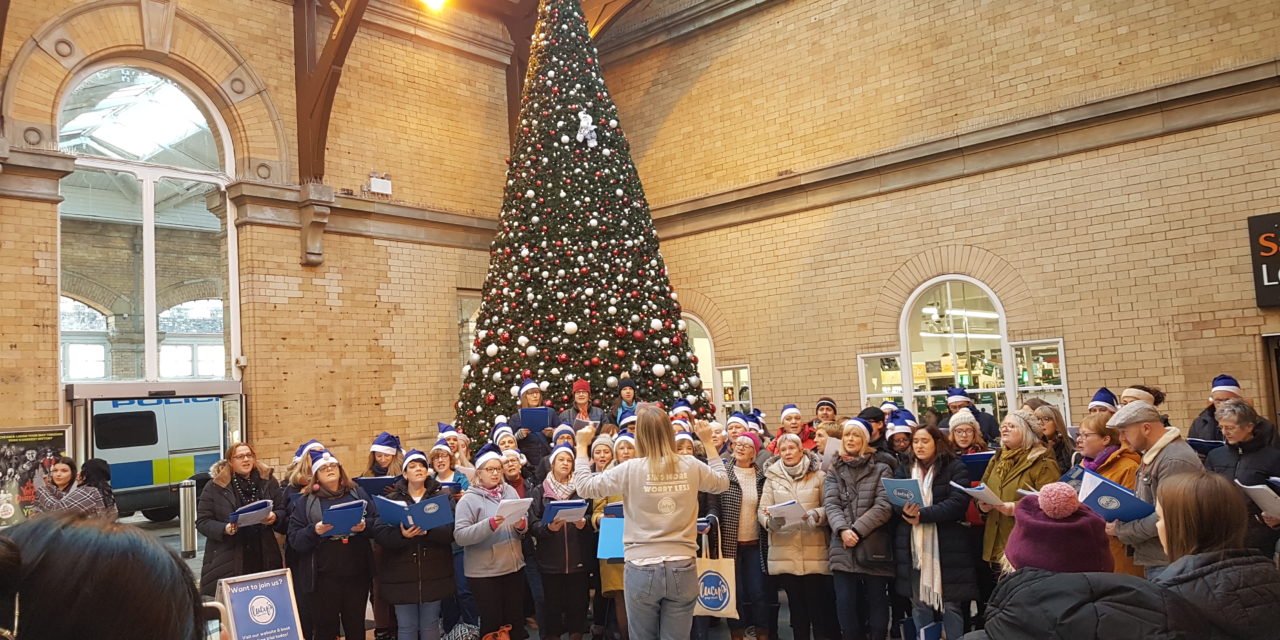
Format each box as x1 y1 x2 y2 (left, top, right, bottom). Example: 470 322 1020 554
586 0 640 39
293 0 371 184
499 0 539 145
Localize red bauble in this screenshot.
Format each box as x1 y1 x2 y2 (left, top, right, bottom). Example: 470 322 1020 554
614 327 626 337
632 330 645 341
591 357 602 366
485 393 496 405
557 353 570 364
616 349 626 358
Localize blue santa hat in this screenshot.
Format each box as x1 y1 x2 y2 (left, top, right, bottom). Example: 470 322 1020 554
780 403 802 419
727 412 749 430
293 439 324 463
747 409 767 433
671 399 694 416
438 422 458 437
615 430 636 446
671 417 691 431
675 431 694 444
618 409 638 429
879 401 900 414
946 387 972 405
1089 388 1118 412
842 418 872 439
403 448 428 470
370 431 402 456
1210 374 1243 398
519 378 541 397
549 443 576 464
308 448 340 474
491 425 516 444
552 423 576 443
890 409 918 428
474 443 504 469
429 438 452 456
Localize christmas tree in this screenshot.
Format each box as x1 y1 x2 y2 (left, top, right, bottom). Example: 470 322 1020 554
453 0 708 445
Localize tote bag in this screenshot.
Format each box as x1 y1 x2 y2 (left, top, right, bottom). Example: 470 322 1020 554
693 520 738 618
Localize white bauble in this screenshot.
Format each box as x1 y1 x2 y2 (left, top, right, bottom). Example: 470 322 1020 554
469 352 481 365
477 330 488 340
564 321 579 335
669 355 679 365
485 343 499 357
606 376 619 388
689 375 702 389
598 339 610 349
462 364 471 376
492 372 502 382
652 364 667 377
518 336 529 347
608 306 617 315
526 346 538 356
539 381 550 391
677 320 687 331
510 385 520 397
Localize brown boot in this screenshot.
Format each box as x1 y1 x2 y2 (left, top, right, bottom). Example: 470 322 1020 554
754 632 770 640
730 631 746 640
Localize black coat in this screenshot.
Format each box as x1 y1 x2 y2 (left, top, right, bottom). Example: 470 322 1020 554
372 477 456 604
195 463 286 597
1155 549 1280 639
1190 404 1279 447
1204 424 1280 553
963 567 1208 639
286 485 377 593
509 411 553 468
528 482 593 574
891 458 978 603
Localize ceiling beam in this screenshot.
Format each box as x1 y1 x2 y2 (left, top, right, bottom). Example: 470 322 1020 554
294 0 372 184
585 0 641 39
498 0 539 143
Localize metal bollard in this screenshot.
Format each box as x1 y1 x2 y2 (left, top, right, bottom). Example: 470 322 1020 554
179 479 198 559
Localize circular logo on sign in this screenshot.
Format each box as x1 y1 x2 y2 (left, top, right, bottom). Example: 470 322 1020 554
248 595 276 625
657 496 676 515
0 503 13 519
425 503 439 514
1097 496 1121 511
893 488 913 501
698 570 731 611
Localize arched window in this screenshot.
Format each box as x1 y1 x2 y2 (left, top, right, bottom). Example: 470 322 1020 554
682 313 716 404
59 297 109 380
58 66 237 382
901 277 1011 421
159 299 225 379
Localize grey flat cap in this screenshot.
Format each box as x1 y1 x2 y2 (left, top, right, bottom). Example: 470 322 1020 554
1106 400 1162 428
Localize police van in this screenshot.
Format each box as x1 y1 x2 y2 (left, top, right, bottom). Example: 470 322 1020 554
65 382 243 521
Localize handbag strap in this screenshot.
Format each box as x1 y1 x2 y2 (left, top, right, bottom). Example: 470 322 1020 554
698 517 720 560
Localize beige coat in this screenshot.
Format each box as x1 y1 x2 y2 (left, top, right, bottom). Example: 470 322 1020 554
759 453 831 576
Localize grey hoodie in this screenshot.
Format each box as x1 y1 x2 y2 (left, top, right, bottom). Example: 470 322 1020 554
454 482 527 578
575 454 729 562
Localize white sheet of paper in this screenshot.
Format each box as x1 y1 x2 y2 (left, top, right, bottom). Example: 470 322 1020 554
1237 480 1280 516
234 501 274 526
553 504 590 523
495 498 533 523
767 500 808 523
950 481 1005 506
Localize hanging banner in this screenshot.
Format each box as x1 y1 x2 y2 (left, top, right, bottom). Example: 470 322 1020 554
1248 212 1280 307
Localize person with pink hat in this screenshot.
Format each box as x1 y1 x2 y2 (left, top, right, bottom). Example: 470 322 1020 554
1004 483 1113 574
703 431 771 640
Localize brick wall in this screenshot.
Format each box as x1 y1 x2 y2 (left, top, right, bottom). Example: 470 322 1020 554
0 198 60 426
660 111 1280 429
603 0 1280 206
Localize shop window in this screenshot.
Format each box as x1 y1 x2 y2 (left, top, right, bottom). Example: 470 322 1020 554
905 279 1008 419
858 352 905 410
717 365 752 423
1013 339 1071 424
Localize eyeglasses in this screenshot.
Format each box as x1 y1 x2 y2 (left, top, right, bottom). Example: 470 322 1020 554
1075 432 1101 440
231 453 255 460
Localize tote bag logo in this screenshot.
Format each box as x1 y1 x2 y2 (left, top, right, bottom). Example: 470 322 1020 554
698 570 731 611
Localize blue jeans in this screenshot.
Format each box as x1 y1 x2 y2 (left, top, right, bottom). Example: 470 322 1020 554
833 571 890 640
732 544 770 631
910 598 963 640
395 601 442 640
624 558 699 640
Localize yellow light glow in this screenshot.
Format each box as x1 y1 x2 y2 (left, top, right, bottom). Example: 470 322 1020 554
423 0 446 11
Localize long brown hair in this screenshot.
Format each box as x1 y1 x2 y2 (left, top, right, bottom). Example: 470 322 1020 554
303 461 357 497
1157 470 1247 562
1033 404 1071 446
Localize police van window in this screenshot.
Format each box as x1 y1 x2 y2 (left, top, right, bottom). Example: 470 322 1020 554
95 411 159 449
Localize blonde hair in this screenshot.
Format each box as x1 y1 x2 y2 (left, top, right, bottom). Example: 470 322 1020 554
819 421 843 439
840 422 873 457
364 449 404 477
635 403 679 476
1002 409 1043 450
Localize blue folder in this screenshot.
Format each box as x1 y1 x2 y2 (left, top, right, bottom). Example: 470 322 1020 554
919 622 942 640
228 499 274 525
1186 438 1226 455
322 499 366 536
961 451 996 479
603 501 624 518
355 476 398 497
881 478 923 508
520 407 555 431
597 516 625 559
1059 465 1087 492
1076 468 1154 522
540 499 589 524
438 481 462 495
375 494 453 530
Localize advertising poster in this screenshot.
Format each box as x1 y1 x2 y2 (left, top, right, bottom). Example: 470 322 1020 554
218 569 303 640
0 426 70 526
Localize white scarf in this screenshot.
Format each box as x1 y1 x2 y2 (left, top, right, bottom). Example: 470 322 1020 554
910 462 944 611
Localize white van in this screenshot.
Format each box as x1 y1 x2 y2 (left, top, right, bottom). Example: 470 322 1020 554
66 382 242 521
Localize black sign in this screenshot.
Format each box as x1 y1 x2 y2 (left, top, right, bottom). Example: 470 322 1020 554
1249 213 1280 307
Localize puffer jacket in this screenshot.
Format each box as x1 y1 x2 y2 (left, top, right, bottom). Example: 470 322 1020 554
195 461 286 597
759 451 830 576
962 567 1208 639
528 481 593 574
372 477 456 605
1113 428 1202 568
1204 424 1280 554
892 458 978 603
454 482 527 578
822 452 893 576
979 446 1060 563
1154 549 1280 639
